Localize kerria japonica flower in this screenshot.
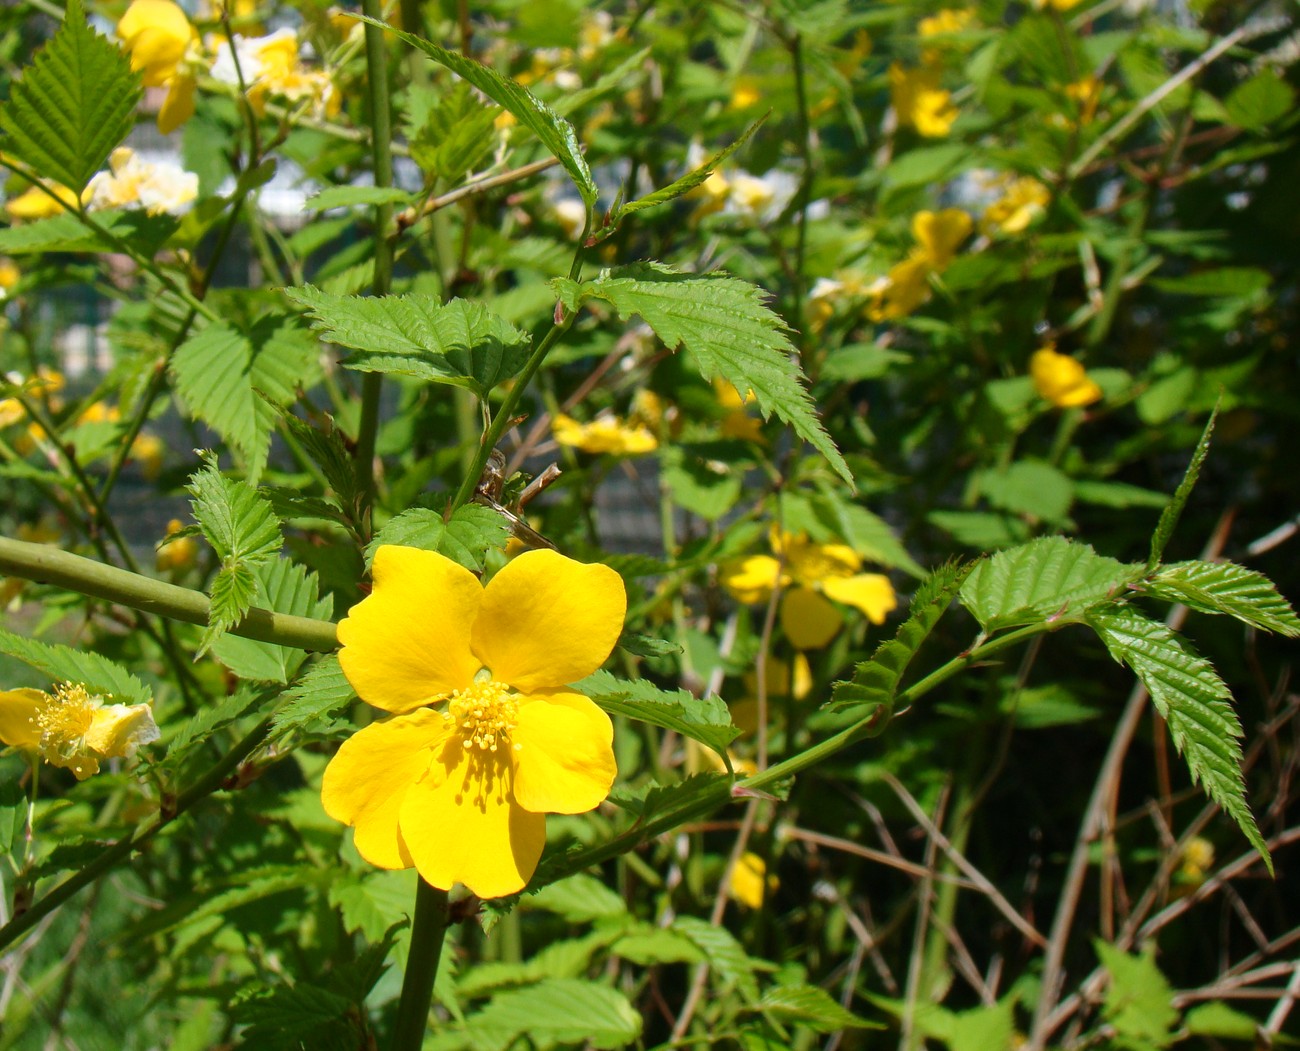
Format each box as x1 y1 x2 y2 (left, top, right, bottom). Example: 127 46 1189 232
0 682 160 779
117 0 202 134
211 28 340 120
1030 345 1102 408
552 412 658 455
86 148 199 217
323 546 626 898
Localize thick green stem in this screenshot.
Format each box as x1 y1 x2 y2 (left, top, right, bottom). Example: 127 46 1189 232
0 537 338 652
391 880 450 1049
0 717 272 953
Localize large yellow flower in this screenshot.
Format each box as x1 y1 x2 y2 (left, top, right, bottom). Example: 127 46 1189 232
721 530 897 649
117 0 200 134
0 682 160 780
323 546 626 898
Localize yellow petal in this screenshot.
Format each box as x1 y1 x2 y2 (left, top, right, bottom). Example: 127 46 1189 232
781 587 843 649
913 208 972 270
730 852 770 909
512 690 615 815
821 573 898 625
1030 347 1102 408
471 550 625 692
158 73 197 134
322 708 451 869
337 546 483 714
118 0 193 87
83 702 160 758
0 688 45 750
720 555 783 605
399 739 546 898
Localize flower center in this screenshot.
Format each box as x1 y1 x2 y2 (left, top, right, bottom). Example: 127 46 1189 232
34 682 98 761
447 679 518 754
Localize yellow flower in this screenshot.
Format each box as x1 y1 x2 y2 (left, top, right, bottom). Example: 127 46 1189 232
1033 0 1086 9
913 208 972 269
0 682 160 780
322 546 626 898
1030 346 1101 408
553 413 658 455
131 431 165 480
868 209 971 321
78 400 121 425
117 0 200 134
729 652 814 735
889 62 958 137
214 29 340 120
0 258 19 297
1063 76 1101 127
730 852 778 909
157 519 198 574
4 182 80 221
86 148 199 217
720 531 897 649
984 175 1051 235
731 78 762 110
919 9 973 36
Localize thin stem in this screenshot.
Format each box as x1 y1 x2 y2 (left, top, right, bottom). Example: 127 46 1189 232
0 537 338 652
391 880 451 1049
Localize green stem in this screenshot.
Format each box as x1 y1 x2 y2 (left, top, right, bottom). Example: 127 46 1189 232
0 717 273 953
0 537 338 652
355 0 397 520
391 880 451 1049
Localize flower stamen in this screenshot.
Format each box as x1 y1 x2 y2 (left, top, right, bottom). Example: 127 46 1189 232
448 679 518 754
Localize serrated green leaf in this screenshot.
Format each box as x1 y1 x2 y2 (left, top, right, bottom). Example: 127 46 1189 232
366 505 510 572
304 185 414 211
0 626 149 704
801 492 924 577
527 874 627 923
165 685 266 764
357 14 597 207
610 924 707 966
286 286 531 398
212 560 334 683
270 656 356 738
1224 68 1296 131
606 772 731 823
960 537 1136 632
0 780 28 856
618 115 767 218
1145 561 1300 637
575 669 740 759
1148 407 1216 571
458 978 641 1050
975 460 1073 523
1088 605 1270 871
0 208 178 255
555 262 850 485
1094 941 1179 1047
0 0 141 193
408 81 500 184
673 915 761 1003
830 562 969 717
757 984 878 1033
230 982 355 1045
171 317 321 482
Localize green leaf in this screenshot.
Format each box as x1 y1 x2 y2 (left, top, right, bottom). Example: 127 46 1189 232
802 492 924 577
960 537 1137 633
407 81 500 184
1145 561 1300 637
1148 407 1216 571
1224 68 1296 131
212 559 334 683
830 562 969 718
0 626 149 704
618 115 767 218
606 772 731 823
527 874 626 923
0 209 178 256
187 456 283 654
230 982 355 1047
1150 266 1271 299
609 924 706 966
757 984 878 1033
1094 941 1179 1048
285 286 531 398
975 460 1073 523
1182 1001 1260 1039
0 0 141 193
304 185 414 211
356 14 597 207
171 316 322 482
459 978 642 1050
555 263 850 485
1088 605 1270 871
279 413 362 524
269 656 356 739
673 916 761 1002
1072 480 1169 510
575 669 740 759
366 505 510 572
165 685 266 764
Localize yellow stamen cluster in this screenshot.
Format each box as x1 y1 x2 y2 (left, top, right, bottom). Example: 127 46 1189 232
448 680 519 753
33 683 98 772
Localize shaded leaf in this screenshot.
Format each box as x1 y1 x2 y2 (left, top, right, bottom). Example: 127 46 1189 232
1145 560 1300 637
270 656 356 738
575 670 739 759
757 984 879 1033
366 505 510 572
0 626 149 704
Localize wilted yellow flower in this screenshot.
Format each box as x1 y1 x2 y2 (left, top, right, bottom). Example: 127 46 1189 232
730 852 778 909
984 175 1051 235
721 530 897 649
322 546 625 898
553 413 657 455
0 682 160 780
1030 346 1101 408
117 0 200 134
157 519 198 574
86 148 199 217
889 63 958 137
5 182 80 221
213 29 340 119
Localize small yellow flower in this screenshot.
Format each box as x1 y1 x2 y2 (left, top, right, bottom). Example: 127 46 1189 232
984 175 1051 235
157 519 198 574
323 546 626 898
131 431 165 480
78 400 121 425
919 9 974 37
214 29 340 120
0 258 19 297
1033 0 1087 9
721 531 897 649
868 209 971 321
1063 76 1101 127
731 78 762 110
4 182 80 221
1031 346 1101 409
913 208 972 269
117 0 201 134
889 62 958 137
553 413 658 455
85 148 199 217
730 852 778 909
0 682 160 780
